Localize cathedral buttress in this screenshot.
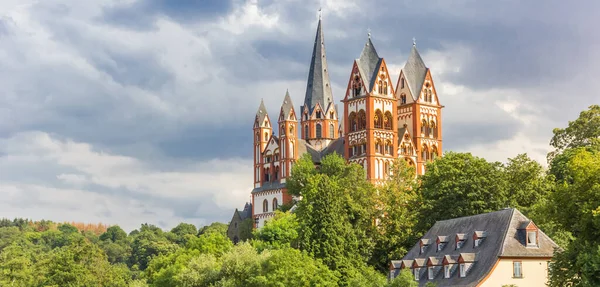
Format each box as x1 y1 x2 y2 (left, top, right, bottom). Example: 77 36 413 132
300 16 339 151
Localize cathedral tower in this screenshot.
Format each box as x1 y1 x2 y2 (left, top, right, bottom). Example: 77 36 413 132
342 35 398 183
300 17 339 151
277 91 298 182
253 100 272 188
395 42 443 175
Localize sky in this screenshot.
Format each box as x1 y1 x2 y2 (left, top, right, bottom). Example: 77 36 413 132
0 0 598 232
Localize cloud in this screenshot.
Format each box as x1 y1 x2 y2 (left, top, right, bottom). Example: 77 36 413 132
1 0 599 230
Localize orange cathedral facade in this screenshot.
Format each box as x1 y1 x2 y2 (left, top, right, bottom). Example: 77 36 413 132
248 18 443 228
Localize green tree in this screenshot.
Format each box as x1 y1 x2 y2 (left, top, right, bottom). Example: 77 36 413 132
504 153 553 214
186 232 233 257
548 104 600 162
387 268 418 287
198 222 228 237
547 148 600 286
100 226 128 243
252 211 299 251
416 152 508 233
288 153 377 285
371 159 420 272
129 225 179 271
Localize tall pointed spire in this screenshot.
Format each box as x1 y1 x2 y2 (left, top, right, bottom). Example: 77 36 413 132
255 99 269 126
403 43 428 98
280 90 295 120
356 35 382 91
303 15 333 113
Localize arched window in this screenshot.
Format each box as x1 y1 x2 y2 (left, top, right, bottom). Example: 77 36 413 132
375 140 383 154
289 125 294 135
401 94 407 104
329 124 334 138
374 110 383 129
384 111 393 130
378 80 383 94
422 145 429 161
316 124 322 138
263 199 268 212
255 132 259 142
430 121 436 138
304 125 309 139
265 167 270 182
274 166 279 180
401 78 405 89
304 112 308 121
428 90 432 102
272 198 278 211
421 119 428 135
264 132 268 141
431 146 438 160
385 141 392 155
353 76 362 97
383 81 388 95
358 110 367 130
349 112 357 132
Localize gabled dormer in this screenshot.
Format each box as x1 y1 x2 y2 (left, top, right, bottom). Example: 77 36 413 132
473 230 488 248
436 236 449 252
455 233 467 250
518 220 540 248
457 253 478 278
420 238 431 254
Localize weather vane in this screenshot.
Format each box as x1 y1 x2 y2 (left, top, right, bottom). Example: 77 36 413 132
413 37 416 46
318 7 322 20
367 28 371 39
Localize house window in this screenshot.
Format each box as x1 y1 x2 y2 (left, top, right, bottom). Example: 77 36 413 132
414 268 420 281
263 199 268 212
513 261 522 278
437 242 446 251
316 124 322 138
456 240 465 249
428 267 434 279
459 263 466 277
444 265 450 278
420 244 428 254
272 198 278 210
474 239 481 247
527 231 537 246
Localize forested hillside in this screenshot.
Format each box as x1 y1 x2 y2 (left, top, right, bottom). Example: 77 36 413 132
0 105 598 287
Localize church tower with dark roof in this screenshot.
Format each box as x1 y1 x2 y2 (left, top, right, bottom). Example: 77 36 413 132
341 34 398 183
395 42 444 175
300 16 339 151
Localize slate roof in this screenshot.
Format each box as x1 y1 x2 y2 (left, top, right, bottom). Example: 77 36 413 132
255 99 269 126
239 202 252 220
280 90 295 120
394 208 560 287
356 37 382 91
402 44 428 100
303 19 333 114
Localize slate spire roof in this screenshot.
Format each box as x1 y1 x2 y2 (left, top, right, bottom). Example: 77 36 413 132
255 99 269 126
357 36 382 91
303 18 333 114
280 90 295 120
402 43 428 99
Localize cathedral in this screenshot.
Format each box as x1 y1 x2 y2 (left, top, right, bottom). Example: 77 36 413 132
229 15 444 234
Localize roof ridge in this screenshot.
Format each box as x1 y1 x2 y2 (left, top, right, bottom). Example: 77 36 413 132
498 208 516 257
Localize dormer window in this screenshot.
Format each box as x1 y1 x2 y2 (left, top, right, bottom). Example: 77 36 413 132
473 231 487 248
420 239 430 254
444 265 450 278
527 231 537 246
414 268 420 281
428 267 434 279
459 263 466 277
455 234 467 250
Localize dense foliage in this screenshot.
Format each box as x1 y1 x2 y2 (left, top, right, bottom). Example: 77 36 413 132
0 105 598 286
